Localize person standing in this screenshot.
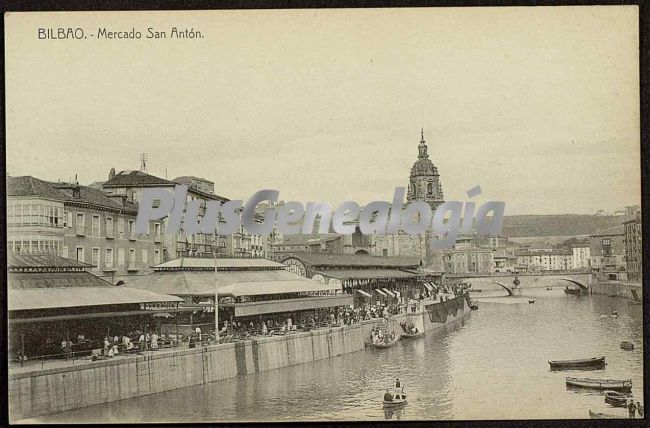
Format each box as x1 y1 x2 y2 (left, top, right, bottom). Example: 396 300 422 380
636 401 644 417
150 332 159 350
628 400 637 418
195 326 202 342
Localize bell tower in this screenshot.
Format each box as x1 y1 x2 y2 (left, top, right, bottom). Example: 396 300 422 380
406 128 444 211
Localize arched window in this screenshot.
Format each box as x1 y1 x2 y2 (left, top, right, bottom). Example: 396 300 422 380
427 182 433 195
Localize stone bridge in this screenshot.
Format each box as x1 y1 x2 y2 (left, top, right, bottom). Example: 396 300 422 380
444 271 594 295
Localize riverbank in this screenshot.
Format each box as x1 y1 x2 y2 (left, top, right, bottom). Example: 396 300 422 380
10 295 471 422
590 281 642 301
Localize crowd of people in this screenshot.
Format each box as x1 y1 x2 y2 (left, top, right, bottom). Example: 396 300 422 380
370 327 396 345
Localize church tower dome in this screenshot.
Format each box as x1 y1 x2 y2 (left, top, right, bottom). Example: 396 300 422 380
406 128 444 211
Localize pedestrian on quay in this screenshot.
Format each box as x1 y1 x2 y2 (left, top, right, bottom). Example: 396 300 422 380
103 337 111 356
262 321 268 335
636 401 644 417
151 332 159 350
628 400 637 418
195 326 202 342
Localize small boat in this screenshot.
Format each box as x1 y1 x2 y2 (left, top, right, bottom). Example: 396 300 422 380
548 356 606 371
620 341 634 351
383 390 407 408
566 377 632 392
546 287 553 291
604 390 629 407
401 331 424 339
589 410 623 419
528 299 535 304
373 337 400 349
564 288 581 295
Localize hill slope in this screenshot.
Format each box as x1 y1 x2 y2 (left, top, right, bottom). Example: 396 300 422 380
500 215 624 237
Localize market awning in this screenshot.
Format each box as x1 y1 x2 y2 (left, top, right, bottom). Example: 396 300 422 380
126 269 336 297
314 269 418 280
374 288 386 296
355 289 372 298
231 295 353 317
8 287 182 312
382 288 396 298
423 282 434 292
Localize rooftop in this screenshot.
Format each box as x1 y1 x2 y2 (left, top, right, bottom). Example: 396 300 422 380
280 252 420 268
8 252 92 271
153 257 286 271
103 170 176 188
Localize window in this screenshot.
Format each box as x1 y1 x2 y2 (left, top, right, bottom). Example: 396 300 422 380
63 211 68 227
67 212 73 228
383 248 388 257
76 246 84 262
117 248 125 266
62 246 68 258
92 248 100 269
106 217 114 237
129 248 136 266
117 218 124 237
154 249 161 265
105 248 113 268
128 220 134 236
76 213 85 235
154 223 161 236
427 182 433 195
142 249 148 265
92 215 100 237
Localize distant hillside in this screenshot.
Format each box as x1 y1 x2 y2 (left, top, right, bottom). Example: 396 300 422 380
501 215 624 238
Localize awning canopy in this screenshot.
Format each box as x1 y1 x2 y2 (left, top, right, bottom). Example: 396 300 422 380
9 287 182 312
126 269 337 298
382 288 396 298
423 282 434 292
374 288 386 296
315 269 418 280
355 289 372 298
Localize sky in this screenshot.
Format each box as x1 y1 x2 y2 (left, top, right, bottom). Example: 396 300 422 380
5 7 640 215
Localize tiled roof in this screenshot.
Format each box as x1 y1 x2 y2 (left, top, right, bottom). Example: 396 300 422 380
103 170 176 187
173 176 214 184
8 252 92 270
7 176 138 213
281 252 420 268
52 182 139 213
6 176 67 200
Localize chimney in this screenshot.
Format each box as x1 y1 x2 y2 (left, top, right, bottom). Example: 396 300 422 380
109 168 116 181
72 185 81 199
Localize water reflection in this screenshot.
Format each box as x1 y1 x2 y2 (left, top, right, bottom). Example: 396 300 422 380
28 282 643 423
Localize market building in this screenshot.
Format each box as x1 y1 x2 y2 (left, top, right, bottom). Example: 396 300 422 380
8 252 183 365
124 257 353 335
278 252 440 308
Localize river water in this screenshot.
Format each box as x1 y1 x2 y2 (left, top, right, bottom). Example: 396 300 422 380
28 281 644 422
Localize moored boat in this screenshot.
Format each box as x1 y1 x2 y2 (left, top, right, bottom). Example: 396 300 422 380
604 390 629 407
548 356 606 371
566 377 632 392
546 287 553 290
620 341 634 351
373 337 400 349
383 390 407 408
528 299 535 304
401 331 424 339
564 288 581 295
589 410 623 419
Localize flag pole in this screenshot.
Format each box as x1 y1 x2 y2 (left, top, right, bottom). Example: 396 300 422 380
214 232 220 343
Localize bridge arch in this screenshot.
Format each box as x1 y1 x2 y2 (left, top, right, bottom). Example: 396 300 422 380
489 280 514 296
556 278 588 290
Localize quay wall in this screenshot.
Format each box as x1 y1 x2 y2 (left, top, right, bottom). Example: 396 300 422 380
590 281 642 301
9 296 471 421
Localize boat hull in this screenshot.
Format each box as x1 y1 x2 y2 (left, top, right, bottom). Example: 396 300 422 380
566 377 632 392
373 340 399 349
604 391 629 407
401 332 424 339
549 357 606 371
589 410 622 419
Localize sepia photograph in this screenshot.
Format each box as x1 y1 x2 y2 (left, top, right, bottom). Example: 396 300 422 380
3 5 644 424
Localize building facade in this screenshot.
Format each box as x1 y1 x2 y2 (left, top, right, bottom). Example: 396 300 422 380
588 225 626 271
623 205 642 282
7 176 165 283
515 248 574 271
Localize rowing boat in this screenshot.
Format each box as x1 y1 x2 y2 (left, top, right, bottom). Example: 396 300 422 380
548 356 606 370
373 337 399 349
401 331 424 339
620 341 634 351
566 377 632 391
604 390 629 407
589 410 623 419
383 391 407 407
